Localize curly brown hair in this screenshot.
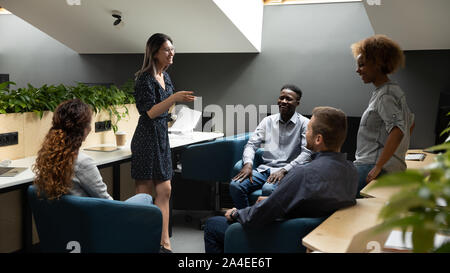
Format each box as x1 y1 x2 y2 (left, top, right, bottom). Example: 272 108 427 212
33 99 92 199
351 34 405 75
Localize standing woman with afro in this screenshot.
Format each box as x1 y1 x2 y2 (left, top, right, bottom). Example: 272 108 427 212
351 35 415 194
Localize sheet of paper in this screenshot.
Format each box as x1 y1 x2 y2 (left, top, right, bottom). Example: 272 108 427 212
168 106 202 133
384 230 450 252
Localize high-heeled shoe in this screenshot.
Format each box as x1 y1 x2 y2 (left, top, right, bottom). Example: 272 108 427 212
159 245 173 253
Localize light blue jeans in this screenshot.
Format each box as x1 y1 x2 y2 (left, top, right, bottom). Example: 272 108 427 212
124 193 153 206
229 170 278 209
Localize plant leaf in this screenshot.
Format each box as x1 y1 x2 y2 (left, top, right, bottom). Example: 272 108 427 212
373 214 423 234
434 242 450 253
368 170 424 189
427 143 450 152
412 226 435 253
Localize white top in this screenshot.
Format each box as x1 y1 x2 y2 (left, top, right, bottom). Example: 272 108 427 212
243 113 311 173
354 81 414 172
71 152 112 199
0 131 224 190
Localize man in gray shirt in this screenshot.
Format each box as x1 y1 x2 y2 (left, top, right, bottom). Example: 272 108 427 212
204 107 358 253
230 84 312 209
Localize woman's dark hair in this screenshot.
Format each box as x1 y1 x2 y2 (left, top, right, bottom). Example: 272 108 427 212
281 84 302 101
135 33 173 79
33 99 92 199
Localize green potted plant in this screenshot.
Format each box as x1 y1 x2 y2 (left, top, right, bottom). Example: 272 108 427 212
0 80 135 132
1 80 137 155
369 130 450 253
68 82 135 133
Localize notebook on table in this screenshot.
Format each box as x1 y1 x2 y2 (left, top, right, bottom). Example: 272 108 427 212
0 167 28 177
405 153 426 161
84 146 119 152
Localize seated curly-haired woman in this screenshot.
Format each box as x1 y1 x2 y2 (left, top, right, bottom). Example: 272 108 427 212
351 35 415 194
33 98 152 205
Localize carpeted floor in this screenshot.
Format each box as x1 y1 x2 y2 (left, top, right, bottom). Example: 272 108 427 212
170 210 214 253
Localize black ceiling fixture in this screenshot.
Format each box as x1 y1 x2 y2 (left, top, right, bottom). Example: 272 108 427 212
112 10 122 26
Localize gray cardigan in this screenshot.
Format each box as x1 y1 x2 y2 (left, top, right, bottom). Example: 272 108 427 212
70 152 113 200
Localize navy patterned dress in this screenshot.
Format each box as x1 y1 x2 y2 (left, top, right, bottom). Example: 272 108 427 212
131 71 174 181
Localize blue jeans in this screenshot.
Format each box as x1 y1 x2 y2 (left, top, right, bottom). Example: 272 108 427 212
229 170 278 209
204 216 231 253
124 193 153 206
354 164 386 198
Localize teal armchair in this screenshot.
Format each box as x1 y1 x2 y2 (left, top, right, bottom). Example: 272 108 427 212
28 185 162 253
181 133 252 182
180 133 252 211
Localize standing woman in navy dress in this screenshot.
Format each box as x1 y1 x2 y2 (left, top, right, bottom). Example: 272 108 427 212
132 33 195 253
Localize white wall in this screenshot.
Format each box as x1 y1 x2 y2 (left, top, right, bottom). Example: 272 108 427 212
0 15 141 88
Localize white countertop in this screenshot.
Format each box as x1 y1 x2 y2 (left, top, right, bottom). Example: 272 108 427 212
0 131 223 190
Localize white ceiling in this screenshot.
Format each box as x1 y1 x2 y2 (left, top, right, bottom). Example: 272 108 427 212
2 0 449 53
364 0 450 50
0 0 263 53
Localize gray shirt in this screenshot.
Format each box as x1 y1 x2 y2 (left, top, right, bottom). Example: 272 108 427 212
70 152 113 200
243 112 312 173
354 81 414 172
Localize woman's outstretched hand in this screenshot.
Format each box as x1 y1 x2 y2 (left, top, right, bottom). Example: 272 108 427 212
172 91 195 102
